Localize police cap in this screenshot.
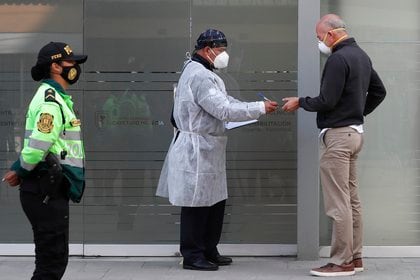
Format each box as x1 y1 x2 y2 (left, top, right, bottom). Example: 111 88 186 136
35 42 87 66
31 42 88 81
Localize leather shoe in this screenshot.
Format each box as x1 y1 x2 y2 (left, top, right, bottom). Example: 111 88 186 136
183 259 219 271
206 254 233 266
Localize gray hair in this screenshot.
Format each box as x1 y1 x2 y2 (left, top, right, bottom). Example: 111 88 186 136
324 17 346 29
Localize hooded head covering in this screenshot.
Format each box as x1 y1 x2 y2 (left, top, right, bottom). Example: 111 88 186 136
195 29 228 50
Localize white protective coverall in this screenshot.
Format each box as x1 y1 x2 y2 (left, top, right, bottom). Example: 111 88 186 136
156 60 265 207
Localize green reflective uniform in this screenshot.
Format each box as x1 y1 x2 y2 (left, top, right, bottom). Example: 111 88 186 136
12 79 85 202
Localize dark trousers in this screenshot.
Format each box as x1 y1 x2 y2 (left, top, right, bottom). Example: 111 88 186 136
20 179 69 280
180 200 226 263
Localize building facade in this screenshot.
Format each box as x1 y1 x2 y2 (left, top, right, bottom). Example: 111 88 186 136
0 0 418 259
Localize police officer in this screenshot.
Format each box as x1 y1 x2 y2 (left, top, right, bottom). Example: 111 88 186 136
3 42 87 280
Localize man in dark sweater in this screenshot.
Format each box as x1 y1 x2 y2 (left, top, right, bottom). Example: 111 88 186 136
282 14 386 277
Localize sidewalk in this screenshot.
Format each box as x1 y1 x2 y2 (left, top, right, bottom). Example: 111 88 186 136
0 256 419 279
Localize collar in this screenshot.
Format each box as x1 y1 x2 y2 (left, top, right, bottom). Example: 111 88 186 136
332 37 356 52
192 53 213 71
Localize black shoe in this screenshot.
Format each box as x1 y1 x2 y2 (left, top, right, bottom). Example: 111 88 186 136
183 259 219 271
206 254 233 266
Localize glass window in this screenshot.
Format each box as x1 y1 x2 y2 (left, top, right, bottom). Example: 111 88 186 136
190 0 298 244
321 0 420 246
0 0 298 247
0 1 84 243
83 0 190 244
83 0 298 245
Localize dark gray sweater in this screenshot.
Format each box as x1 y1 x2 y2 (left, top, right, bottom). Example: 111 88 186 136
299 38 386 129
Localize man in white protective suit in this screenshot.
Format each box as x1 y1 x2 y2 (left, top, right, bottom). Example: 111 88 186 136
156 29 278 271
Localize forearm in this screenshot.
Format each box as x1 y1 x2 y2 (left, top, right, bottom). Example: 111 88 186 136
364 69 387 115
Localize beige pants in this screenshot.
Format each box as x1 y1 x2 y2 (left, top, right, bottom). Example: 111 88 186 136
320 127 364 265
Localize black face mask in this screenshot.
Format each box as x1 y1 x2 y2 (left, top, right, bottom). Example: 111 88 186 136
60 64 81 84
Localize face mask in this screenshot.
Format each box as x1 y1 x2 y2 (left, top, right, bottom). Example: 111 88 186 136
60 64 81 84
318 40 332 56
317 27 346 56
209 49 229 69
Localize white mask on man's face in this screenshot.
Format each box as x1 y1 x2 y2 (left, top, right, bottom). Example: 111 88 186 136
317 27 346 56
209 49 229 69
318 41 332 56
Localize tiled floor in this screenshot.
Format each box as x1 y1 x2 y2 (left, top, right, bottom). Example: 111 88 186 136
0 256 419 280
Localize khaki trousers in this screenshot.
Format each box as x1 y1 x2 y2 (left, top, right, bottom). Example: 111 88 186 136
320 127 364 265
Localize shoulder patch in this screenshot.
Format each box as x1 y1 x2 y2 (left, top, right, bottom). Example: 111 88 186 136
37 113 54 133
44 88 56 102
70 118 81 127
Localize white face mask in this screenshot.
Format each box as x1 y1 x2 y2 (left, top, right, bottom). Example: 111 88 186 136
209 49 229 69
318 40 331 56
317 27 347 56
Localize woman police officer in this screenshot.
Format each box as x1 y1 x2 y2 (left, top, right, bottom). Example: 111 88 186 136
3 42 87 280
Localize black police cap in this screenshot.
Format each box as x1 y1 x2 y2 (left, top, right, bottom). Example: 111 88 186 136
31 42 87 81
35 42 87 66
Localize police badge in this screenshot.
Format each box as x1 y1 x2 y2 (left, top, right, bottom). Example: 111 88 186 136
37 113 54 133
68 68 77 81
70 118 81 127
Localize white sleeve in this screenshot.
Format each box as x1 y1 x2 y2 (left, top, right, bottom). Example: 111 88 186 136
195 77 264 122
258 101 266 114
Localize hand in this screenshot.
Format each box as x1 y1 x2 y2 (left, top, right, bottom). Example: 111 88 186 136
264 101 278 114
282 97 299 112
3 171 21 187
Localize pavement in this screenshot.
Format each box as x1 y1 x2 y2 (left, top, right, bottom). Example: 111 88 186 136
0 256 419 280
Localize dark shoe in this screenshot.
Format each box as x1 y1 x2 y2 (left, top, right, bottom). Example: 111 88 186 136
310 262 355 277
352 258 364 272
183 259 219 271
206 254 233 266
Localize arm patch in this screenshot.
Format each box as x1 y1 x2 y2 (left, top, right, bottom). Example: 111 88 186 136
44 88 65 125
37 113 54 133
45 88 56 102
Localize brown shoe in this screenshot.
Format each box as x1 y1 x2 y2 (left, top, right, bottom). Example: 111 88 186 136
310 263 355 277
352 258 364 272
